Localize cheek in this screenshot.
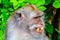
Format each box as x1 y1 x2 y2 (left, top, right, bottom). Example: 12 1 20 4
31 18 40 24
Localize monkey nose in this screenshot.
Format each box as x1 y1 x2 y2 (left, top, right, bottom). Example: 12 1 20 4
38 22 43 26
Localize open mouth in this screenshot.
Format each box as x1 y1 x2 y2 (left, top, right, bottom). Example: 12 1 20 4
34 26 44 35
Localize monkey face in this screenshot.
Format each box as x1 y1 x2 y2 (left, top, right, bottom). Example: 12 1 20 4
15 10 45 35
6 4 49 40
28 11 45 38
14 5 45 38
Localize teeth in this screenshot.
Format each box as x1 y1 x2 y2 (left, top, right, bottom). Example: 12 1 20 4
41 27 44 30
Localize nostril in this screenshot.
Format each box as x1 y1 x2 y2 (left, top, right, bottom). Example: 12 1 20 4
38 22 43 25
41 23 43 25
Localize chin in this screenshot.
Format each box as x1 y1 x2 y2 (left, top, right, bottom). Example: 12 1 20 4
30 30 45 38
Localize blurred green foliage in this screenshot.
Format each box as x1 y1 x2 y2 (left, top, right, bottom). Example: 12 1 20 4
53 0 60 8
0 0 60 40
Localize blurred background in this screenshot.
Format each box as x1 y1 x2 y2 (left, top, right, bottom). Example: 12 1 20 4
0 0 60 40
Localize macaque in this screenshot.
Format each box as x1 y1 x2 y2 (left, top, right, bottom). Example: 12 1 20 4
5 3 49 40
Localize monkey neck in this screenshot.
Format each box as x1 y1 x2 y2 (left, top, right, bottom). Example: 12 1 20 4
30 30 46 39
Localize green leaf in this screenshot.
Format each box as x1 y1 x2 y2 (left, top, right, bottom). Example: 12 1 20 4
8 8 14 11
1 9 8 23
10 0 18 7
18 0 24 3
53 1 60 8
14 3 20 9
55 0 60 2
38 6 46 11
45 0 51 5
45 22 53 34
8 2 13 7
0 8 1 10
35 0 45 7
3 0 9 7
58 34 60 40
14 3 25 9
28 0 38 4
19 3 25 7
45 13 52 20
24 0 28 2
55 28 60 34
10 0 17 2
0 0 1 3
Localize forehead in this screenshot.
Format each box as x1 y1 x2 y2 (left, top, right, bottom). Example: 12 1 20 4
15 8 23 13
30 11 43 17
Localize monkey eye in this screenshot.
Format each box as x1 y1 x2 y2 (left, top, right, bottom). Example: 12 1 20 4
16 13 21 17
33 16 41 19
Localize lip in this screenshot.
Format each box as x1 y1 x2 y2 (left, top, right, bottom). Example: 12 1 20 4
35 29 42 35
37 24 43 27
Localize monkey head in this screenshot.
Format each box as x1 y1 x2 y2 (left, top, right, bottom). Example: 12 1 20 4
9 4 45 38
